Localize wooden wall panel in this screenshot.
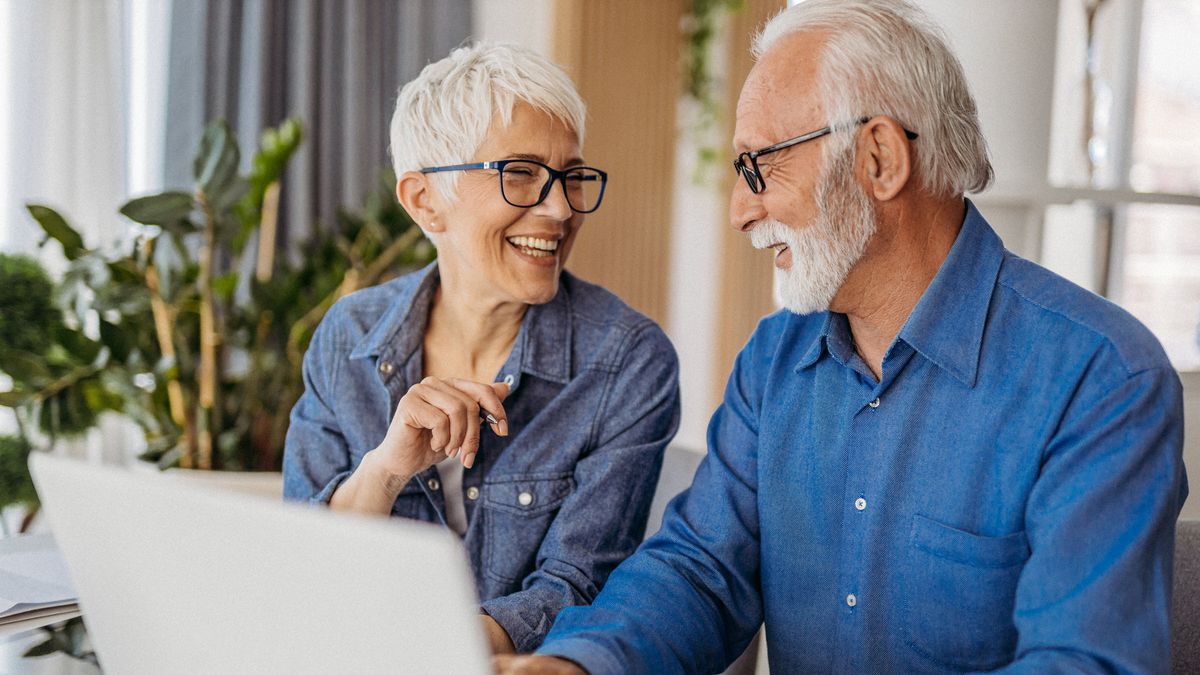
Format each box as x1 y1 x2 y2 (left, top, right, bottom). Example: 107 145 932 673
551 0 683 326
714 0 785 404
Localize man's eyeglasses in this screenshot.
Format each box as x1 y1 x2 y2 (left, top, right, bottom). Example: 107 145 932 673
420 159 608 214
732 116 919 194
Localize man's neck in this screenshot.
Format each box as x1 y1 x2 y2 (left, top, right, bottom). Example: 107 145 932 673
834 197 966 381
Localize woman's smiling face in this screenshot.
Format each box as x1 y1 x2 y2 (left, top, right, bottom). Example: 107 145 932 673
424 103 587 306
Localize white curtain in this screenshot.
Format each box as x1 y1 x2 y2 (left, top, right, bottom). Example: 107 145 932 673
1 0 129 260
0 0 136 461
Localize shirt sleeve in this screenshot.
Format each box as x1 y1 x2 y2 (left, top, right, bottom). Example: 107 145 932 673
480 322 681 653
282 309 355 506
997 365 1188 674
534 326 769 674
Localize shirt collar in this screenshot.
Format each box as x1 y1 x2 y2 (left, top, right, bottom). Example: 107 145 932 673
349 261 573 385
794 199 1004 388
895 199 1004 388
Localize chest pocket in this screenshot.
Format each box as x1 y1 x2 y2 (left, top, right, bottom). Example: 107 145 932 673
481 473 575 584
902 514 1030 671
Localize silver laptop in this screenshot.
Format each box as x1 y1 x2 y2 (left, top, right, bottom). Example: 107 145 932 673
29 453 491 674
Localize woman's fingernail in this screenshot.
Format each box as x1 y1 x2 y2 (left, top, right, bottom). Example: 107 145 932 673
463 452 476 469
498 420 508 436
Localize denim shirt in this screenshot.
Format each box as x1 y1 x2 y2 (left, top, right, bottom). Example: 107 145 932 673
539 200 1189 673
282 263 680 652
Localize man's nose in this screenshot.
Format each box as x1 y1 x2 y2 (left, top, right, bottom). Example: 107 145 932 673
729 179 765 233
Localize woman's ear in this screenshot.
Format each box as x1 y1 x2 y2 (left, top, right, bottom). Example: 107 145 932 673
396 171 446 235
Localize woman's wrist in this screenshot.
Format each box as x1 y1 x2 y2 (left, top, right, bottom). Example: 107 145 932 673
363 448 415 498
329 450 412 514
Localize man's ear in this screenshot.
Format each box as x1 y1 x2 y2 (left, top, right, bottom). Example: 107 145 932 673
857 116 914 202
396 171 445 235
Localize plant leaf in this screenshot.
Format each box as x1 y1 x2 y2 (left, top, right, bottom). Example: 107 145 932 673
120 192 195 227
27 205 85 259
22 637 59 658
0 390 31 406
212 272 238 301
210 176 250 212
99 320 132 362
194 120 240 199
0 349 52 386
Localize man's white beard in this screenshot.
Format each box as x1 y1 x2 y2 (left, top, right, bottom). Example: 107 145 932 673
750 146 877 315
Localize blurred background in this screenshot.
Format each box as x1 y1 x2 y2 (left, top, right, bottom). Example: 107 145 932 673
0 0 1197 525
0 0 1197 672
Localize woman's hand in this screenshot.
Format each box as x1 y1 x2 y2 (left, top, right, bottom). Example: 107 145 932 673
330 377 508 514
376 376 510 475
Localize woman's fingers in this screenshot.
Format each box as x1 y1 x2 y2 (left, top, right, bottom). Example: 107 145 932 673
416 378 480 456
394 377 511 471
444 379 511 469
396 392 451 459
447 378 510 437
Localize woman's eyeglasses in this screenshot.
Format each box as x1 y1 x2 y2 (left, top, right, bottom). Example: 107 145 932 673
420 159 608 214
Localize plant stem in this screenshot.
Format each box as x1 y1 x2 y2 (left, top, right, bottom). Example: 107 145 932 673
145 252 195 467
196 193 221 470
255 181 281 283
285 227 423 366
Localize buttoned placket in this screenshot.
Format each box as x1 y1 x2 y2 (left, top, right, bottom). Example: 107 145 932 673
376 348 450 526
835 367 879 672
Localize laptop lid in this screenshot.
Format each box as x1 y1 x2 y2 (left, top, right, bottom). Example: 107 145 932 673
29 453 491 674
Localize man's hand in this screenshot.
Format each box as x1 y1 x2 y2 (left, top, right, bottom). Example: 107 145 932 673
481 614 516 655
493 654 587 674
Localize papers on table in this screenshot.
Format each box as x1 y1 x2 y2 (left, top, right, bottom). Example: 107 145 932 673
0 533 80 637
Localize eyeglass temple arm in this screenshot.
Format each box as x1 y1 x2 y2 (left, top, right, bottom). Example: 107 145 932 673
419 161 496 174
852 116 919 139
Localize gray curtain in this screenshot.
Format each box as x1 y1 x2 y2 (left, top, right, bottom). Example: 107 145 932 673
164 0 471 249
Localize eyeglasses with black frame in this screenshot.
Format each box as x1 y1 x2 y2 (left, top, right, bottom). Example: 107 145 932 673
420 159 608 214
732 116 919 194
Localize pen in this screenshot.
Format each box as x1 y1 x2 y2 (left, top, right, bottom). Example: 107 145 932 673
480 409 499 425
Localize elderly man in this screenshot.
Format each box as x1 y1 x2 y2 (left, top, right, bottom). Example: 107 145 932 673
497 1 1188 673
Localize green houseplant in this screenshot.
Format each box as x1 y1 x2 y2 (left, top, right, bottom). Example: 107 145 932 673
0 117 434 480
2 117 434 667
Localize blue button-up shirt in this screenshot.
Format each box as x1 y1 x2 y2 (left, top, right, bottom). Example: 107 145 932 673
282 263 680 652
538 201 1188 673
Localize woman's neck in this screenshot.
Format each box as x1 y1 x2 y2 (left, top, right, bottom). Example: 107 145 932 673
423 274 526 381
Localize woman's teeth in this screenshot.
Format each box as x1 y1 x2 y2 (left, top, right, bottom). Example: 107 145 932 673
507 236 559 258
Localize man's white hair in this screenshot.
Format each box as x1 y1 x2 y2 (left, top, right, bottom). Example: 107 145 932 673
389 42 587 202
753 0 993 197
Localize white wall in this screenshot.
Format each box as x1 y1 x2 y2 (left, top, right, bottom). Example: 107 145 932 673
470 0 553 56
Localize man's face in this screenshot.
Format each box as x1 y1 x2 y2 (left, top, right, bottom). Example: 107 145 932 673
730 33 877 315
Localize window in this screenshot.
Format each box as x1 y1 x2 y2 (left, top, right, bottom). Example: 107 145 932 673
1046 0 1200 371
1113 0 1200 370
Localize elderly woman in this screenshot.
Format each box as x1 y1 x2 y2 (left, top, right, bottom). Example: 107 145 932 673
281 43 680 655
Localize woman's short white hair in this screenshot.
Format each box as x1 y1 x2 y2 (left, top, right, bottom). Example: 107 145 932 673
754 0 993 197
389 42 587 202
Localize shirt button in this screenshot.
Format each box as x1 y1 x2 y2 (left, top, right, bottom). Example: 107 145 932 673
846 593 857 607
868 397 880 409
466 486 479 501
426 477 441 491
854 497 867 511
517 491 534 506
378 361 394 375
502 373 515 387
